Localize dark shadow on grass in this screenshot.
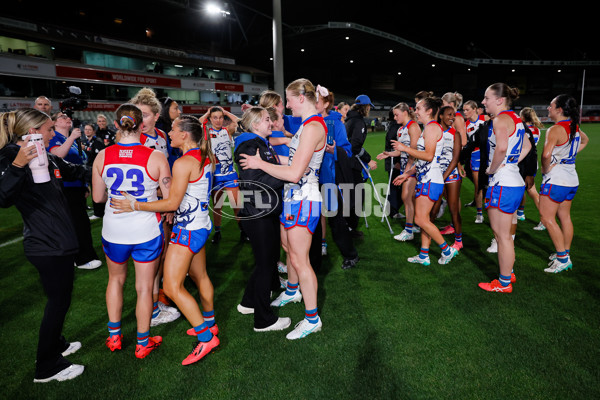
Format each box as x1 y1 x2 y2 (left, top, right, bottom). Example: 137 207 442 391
204 234 253 338
514 225 555 260
460 235 499 280
353 331 404 398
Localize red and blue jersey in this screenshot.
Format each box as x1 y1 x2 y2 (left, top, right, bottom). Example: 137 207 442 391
101 143 162 244
141 127 169 160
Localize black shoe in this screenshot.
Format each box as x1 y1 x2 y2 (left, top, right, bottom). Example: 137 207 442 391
211 231 222 244
350 229 364 238
341 256 359 270
464 200 475 207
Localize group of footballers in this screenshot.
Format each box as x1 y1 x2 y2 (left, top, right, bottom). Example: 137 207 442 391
97 82 588 367
377 85 588 294
1 78 587 382
91 80 329 368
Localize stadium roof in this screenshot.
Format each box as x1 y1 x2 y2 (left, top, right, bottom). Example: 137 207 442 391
4 0 599 103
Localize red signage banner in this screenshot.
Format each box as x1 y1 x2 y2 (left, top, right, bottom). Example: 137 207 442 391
214 82 244 92
56 65 181 88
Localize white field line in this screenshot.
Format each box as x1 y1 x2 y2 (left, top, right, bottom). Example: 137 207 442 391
0 236 24 248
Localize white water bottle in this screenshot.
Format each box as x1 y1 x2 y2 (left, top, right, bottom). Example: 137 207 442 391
24 133 50 183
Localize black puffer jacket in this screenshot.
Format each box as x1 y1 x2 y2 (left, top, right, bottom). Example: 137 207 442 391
344 109 371 170
233 133 284 219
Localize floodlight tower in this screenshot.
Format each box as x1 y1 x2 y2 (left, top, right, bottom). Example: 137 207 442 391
205 1 284 95
272 0 284 96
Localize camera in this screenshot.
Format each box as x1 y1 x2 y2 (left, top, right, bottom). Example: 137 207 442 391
60 86 88 156
60 86 88 120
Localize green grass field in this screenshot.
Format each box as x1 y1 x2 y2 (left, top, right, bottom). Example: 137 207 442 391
1 124 599 399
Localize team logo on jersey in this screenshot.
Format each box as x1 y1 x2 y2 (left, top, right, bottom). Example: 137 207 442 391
54 169 62 179
119 149 134 158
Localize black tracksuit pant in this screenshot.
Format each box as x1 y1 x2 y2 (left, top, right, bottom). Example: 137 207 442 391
240 216 281 329
327 205 358 261
63 187 98 265
26 254 75 379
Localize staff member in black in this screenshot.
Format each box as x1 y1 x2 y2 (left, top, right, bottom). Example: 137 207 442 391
345 94 378 234
233 106 291 332
0 108 88 383
82 123 106 218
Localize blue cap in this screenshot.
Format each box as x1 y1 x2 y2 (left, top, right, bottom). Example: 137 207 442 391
355 94 374 107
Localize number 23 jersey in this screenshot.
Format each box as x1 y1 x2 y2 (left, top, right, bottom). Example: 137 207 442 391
101 143 162 244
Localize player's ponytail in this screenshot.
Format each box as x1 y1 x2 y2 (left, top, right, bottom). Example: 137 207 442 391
554 94 580 143
488 83 520 109
177 115 216 170
115 103 143 137
0 108 49 149
421 96 444 121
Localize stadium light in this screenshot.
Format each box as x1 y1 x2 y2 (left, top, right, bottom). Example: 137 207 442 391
206 3 230 17
204 1 284 95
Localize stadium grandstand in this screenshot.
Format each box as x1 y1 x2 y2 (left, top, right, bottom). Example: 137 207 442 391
1 1 599 126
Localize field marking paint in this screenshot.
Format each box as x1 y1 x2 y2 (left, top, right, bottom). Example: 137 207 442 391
0 237 23 248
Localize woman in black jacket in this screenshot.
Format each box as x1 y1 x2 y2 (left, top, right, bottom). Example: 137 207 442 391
344 95 378 232
0 108 88 382
233 106 290 332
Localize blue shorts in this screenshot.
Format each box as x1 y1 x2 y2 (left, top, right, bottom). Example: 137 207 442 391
470 148 480 172
213 172 239 190
280 199 321 234
540 183 578 203
484 185 526 214
444 168 462 184
415 181 444 202
102 231 164 264
170 225 211 253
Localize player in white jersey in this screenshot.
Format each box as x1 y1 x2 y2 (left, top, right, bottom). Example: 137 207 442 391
539 95 589 273
462 100 489 221
478 83 532 294
92 104 171 358
141 127 169 159
239 78 326 340
442 92 467 147
391 97 459 266
112 115 220 365
377 103 421 242
431 106 463 250
129 87 180 327
199 106 242 244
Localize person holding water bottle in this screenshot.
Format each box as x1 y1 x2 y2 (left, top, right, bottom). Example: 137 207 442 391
0 108 89 383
